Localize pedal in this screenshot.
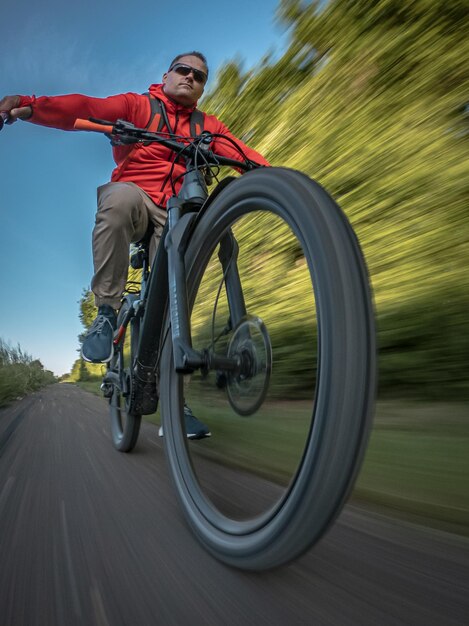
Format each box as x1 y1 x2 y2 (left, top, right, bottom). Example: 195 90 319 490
130 249 146 269
100 382 113 399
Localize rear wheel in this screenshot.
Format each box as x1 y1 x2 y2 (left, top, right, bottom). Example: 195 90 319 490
161 167 376 570
109 299 142 452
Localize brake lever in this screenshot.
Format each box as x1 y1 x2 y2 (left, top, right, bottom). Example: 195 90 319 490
113 119 138 133
88 118 139 135
104 119 142 146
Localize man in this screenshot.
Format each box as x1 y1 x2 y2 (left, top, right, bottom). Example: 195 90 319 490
0 51 269 437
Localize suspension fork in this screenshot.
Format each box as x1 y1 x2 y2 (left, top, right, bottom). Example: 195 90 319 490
217 230 247 329
165 196 202 373
165 197 248 374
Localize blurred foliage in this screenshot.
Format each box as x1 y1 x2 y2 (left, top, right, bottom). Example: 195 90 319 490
0 338 56 406
75 0 469 398
201 0 469 399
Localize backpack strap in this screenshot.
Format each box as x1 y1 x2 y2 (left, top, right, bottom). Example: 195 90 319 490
146 94 205 137
146 94 164 132
112 94 162 180
190 108 204 137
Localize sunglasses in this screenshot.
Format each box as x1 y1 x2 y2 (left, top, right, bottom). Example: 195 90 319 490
169 63 208 84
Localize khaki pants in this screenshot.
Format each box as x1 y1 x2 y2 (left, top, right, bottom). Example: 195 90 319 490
91 182 167 309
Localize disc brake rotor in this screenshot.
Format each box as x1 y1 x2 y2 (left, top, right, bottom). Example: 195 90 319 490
226 315 272 416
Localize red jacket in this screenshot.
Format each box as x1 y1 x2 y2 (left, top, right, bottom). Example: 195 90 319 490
19 84 270 207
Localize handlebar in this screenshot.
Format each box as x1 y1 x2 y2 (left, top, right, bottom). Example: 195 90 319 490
73 117 254 172
74 119 113 134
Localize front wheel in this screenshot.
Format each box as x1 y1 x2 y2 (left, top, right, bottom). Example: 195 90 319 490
108 299 142 452
160 167 376 570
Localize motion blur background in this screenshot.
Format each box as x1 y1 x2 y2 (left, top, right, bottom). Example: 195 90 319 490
78 0 469 536
1 0 468 536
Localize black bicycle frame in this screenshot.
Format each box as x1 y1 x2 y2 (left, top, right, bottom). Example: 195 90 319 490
130 171 248 404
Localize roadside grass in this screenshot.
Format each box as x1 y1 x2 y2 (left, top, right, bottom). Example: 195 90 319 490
178 395 469 535
0 339 57 407
75 380 103 395
74 379 469 536
353 402 469 535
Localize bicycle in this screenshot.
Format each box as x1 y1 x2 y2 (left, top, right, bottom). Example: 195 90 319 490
4 112 376 570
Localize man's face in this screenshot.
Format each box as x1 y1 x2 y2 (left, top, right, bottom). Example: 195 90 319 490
162 55 207 107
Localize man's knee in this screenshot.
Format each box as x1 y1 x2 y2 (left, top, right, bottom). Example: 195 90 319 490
96 182 144 228
98 182 141 211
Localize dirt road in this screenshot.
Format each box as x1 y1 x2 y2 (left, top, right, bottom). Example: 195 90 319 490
0 384 467 625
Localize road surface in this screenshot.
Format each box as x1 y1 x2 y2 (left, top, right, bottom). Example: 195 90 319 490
0 384 467 625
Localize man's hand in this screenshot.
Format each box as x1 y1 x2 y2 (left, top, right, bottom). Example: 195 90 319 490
0 95 32 122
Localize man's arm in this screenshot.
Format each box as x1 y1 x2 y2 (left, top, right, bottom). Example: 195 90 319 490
0 92 149 131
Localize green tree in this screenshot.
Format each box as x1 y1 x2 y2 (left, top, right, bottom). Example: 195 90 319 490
199 0 469 397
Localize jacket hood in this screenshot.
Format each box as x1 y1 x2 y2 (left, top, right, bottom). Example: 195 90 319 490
148 83 198 113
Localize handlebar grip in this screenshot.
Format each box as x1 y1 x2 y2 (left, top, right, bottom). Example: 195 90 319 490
74 119 114 133
0 111 10 131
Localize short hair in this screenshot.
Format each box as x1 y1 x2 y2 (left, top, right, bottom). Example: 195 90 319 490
168 51 209 77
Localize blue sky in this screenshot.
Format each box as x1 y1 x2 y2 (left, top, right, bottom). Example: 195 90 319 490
0 0 290 375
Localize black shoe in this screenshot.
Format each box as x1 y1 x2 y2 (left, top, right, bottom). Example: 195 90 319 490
81 305 117 363
159 403 211 439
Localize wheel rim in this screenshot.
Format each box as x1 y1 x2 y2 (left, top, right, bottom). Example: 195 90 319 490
181 201 319 529
162 169 375 567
